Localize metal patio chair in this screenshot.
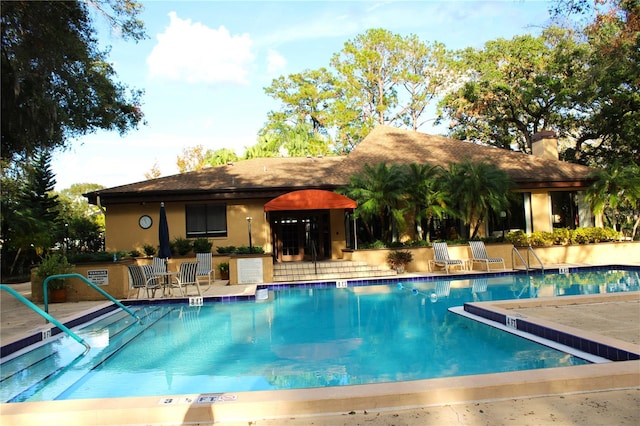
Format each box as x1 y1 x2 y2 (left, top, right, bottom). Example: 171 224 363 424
172 261 200 297
196 252 215 290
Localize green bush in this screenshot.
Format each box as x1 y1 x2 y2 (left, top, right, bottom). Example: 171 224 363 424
506 230 529 246
235 245 265 254
129 249 141 257
605 228 617 241
171 237 192 256
528 231 554 247
570 228 590 244
35 253 75 290
506 227 621 247
142 244 156 256
218 262 229 274
386 249 413 269
552 228 570 245
193 238 213 253
216 245 236 254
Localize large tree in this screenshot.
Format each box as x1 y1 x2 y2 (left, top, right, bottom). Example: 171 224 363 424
1 150 60 275
1 0 145 162
438 28 586 153
261 29 453 155
551 0 640 166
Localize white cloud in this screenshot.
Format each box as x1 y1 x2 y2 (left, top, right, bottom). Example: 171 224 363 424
147 12 255 85
266 49 287 74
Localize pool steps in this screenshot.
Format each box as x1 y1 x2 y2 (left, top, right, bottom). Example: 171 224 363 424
273 260 395 282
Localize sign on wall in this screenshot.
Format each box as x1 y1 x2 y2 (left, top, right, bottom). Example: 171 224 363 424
87 269 109 286
237 258 263 284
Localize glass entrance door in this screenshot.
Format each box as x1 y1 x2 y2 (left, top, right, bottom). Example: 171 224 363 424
272 212 330 262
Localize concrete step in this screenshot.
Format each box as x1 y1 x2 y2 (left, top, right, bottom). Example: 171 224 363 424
272 261 396 282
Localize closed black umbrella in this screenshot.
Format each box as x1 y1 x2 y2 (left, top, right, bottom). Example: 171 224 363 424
158 202 171 259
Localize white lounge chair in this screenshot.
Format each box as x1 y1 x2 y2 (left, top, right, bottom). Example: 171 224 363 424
172 261 200 297
196 252 215 289
429 242 465 274
469 241 506 271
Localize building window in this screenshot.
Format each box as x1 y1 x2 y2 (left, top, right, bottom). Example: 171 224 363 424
550 191 578 229
186 204 227 238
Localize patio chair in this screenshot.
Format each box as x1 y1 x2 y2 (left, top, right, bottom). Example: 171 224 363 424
469 241 506 271
429 242 465 274
172 261 200 297
196 252 215 290
152 256 168 274
127 264 161 298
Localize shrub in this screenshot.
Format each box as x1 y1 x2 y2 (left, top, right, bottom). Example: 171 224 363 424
142 244 156 256
129 249 141 257
68 251 115 263
552 228 570 245
171 237 192 256
570 228 590 244
602 227 621 241
35 253 75 290
528 231 554 247
216 245 236 254
386 249 413 269
218 262 229 274
235 245 265 254
193 238 213 253
506 230 529 247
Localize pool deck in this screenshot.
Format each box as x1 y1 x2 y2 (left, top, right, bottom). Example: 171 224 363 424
1 266 639 425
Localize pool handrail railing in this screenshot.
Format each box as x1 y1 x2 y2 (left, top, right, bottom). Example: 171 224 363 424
511 246 545 273
43 273 140 322
0 284 91 354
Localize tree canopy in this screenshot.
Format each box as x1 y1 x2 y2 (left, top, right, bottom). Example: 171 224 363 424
1 0 145 163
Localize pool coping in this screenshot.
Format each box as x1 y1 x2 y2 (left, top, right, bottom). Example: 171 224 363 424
2 359 638 424
461 292 640 362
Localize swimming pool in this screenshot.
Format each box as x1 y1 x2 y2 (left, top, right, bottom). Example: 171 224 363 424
2 267 638 403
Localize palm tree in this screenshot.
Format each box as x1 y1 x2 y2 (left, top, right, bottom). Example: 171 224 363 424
339 162 406 243
586 162 640 239
403 163 449 243
443 160 513 239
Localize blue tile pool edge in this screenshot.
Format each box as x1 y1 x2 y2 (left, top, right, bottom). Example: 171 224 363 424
0 304 120 359
459 301 640 362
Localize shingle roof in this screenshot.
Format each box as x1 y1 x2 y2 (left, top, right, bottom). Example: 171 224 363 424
87 125 597 205
88 156 348 204
341 125 597 188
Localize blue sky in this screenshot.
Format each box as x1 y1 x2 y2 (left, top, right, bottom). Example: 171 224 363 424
52 0 553 190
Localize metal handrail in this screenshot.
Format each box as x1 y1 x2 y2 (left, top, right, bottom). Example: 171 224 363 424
511 247 529 272
0 284 90 354
511 246 544 273
526 246 544 273
43 273 140 322
311 240 318 275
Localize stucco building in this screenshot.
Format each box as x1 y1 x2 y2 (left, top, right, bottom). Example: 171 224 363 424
85 125 596 261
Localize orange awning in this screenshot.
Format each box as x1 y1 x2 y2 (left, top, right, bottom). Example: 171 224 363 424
264 190 356 211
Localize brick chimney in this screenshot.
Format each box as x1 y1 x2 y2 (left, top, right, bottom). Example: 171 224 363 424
531 130 558 160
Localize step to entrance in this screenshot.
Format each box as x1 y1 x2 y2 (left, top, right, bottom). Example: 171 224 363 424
272 260 396 282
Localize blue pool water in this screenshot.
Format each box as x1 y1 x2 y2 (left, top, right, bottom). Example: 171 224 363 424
1 268 638 402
